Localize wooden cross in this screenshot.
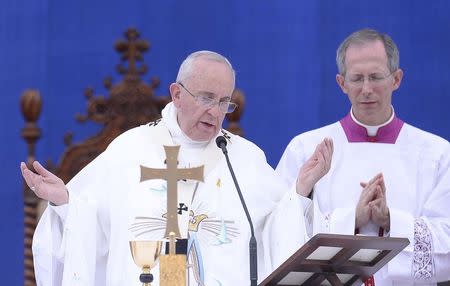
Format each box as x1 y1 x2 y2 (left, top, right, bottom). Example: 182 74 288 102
140 145 204 238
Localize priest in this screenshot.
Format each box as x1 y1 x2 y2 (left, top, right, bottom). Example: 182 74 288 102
276 29 450 285
21 51 307 285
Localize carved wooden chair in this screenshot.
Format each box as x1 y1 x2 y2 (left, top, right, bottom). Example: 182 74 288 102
20 28 245 286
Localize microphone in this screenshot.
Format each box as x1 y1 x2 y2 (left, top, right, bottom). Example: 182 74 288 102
215 136 258 286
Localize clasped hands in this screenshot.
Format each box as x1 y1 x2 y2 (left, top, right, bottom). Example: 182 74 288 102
356 173 390 232
295 138 390 232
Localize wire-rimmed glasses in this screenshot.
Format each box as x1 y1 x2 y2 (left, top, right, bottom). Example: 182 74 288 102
344 71 396 88
178 82 237 114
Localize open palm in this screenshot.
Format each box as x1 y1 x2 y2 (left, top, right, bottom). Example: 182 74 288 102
20 161 68 206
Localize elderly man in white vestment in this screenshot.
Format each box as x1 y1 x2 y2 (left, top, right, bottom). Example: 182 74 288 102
21 50 308 286
276 28 450 285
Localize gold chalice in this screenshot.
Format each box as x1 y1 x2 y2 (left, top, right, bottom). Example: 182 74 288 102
129 240 163 286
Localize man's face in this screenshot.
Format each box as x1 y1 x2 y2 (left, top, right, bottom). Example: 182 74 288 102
170 59 235 141
336 40 403 125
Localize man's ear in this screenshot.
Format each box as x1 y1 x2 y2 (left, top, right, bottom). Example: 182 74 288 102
170 83 181 107
392 69 403 91
336 74 348 94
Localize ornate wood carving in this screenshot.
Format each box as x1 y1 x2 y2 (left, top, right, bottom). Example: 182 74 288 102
52 28 171 183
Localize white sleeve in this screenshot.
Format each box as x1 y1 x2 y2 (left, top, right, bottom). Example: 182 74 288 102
276 137 318 238
262 187 308 273
311 200 356 236
48 202 69 223
387 145 450 282
276 137 306 189
243 145 308 281
32 151 111 286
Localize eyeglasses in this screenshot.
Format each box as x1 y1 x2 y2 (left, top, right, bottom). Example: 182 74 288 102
178 82 238 114
344 71 396 87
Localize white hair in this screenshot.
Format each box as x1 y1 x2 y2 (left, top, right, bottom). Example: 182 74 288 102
176 50 235 83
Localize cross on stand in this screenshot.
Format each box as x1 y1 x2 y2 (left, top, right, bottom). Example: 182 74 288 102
140 145 204 239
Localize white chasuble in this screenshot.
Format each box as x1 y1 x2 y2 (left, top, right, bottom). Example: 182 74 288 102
32 103 308 286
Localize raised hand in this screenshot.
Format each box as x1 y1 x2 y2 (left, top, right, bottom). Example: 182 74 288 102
296 138 333 197
20 161 69 206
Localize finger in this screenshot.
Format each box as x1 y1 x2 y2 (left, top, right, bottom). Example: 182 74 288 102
33 161 54 178
325 138 333 155
367 174 379 186
316 144 327 167
369 200 381 216
320 140 328 161
323 139 333 168
372 177 385 196
359 184 376 204
22 168 39 190
375 173 383 182
299 147 319 175
364 173 382 190
367 182 381 201
329 138 334 156
379 173 386 195
370 197 387 217
372 185 384 200
20 162 29 175
361 178 377 192
310 145 321 163
371 197 383 204
307 143 322 164
303 152 318 168
361 178 375 190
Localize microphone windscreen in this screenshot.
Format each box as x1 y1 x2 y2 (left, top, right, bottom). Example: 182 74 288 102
215 136 227 148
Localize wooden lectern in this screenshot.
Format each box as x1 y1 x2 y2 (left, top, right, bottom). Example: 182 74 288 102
260 233 409 286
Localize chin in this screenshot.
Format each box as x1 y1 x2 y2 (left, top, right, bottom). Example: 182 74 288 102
202 133 216 142
201 128 218 141
193 132 216 142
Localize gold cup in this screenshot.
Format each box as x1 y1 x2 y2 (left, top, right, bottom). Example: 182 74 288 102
130 240 163 286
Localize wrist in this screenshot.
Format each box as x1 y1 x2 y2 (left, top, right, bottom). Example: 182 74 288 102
296 182 312 197
355 217 361 229
51 187 69 206
383 209 390 232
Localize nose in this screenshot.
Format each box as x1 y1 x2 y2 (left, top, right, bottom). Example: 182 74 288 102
361 78 373 94
207 103 222 117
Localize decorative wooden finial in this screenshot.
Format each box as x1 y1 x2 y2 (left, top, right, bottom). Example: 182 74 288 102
20 89 42 168
115 27 150 79
21 89 42 123
20 89 42 286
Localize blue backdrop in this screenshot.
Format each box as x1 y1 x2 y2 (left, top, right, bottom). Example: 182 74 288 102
2 1 450 283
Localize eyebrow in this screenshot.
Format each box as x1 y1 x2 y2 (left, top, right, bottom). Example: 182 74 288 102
197 90 231 102
196 90 216 97
219 96 232 102
348 72 386 76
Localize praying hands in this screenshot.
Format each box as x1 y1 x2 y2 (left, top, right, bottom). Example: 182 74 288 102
356 173 390 232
